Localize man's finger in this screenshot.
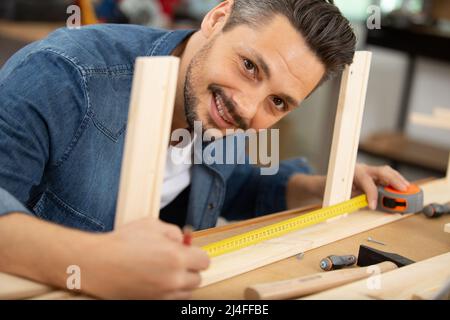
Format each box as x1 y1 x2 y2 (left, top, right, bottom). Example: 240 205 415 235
181 271 202 290
357 173 379 210
376 166 408 191
183 246 210 271
157 220 183 243
392 169 410 187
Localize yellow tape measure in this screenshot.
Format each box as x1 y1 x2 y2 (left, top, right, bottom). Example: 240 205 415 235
202 194 369 258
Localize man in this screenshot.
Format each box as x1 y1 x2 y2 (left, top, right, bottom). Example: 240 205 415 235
0 0 410 299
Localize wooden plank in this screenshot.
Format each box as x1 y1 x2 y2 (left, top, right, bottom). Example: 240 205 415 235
0 273 53 300
193 211 450 299
115 57 179 226
323 51 372 207
197 177 450 288
410 112 450 131
302 252 450 300
0 57 179 300
199 209 409 287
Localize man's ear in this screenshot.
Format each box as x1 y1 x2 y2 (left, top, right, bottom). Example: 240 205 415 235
200 0 233 39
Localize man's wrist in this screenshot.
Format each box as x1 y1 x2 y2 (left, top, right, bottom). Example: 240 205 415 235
286 174 326 209
58 230 106 294
290 174 326 196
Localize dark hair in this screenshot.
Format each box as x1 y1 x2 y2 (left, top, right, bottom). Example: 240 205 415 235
223 0 356 84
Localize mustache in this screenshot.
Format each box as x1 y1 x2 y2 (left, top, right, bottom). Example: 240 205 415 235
208 84 249 130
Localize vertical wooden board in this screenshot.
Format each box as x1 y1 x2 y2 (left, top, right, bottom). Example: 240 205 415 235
115 57 179 227
148 58 180 219
447 152 450 181
323 51 372 207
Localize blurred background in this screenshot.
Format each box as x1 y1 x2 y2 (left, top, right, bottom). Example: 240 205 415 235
0 0 449 181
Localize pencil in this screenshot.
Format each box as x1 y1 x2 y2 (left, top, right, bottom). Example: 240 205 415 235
182 225 193 246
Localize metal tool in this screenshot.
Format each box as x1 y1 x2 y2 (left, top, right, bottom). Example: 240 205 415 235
367 237 386 246
320 255 357 271
423 203 450 218
376 184 423 214
357 245 415 268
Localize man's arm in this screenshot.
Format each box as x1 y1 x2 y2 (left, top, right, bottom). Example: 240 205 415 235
0 47 209 299
221 158 313 220
221 158 411 221
0 212 209 299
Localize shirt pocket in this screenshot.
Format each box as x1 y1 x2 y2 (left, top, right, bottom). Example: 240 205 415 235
33 189 105 232
86 72 132 142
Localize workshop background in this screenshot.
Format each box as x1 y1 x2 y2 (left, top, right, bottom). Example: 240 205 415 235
0 0 449 182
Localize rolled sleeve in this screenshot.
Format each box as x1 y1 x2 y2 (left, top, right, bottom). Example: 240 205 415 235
0 187 32 216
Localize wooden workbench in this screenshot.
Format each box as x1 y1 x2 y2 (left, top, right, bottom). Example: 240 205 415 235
192 207 450 300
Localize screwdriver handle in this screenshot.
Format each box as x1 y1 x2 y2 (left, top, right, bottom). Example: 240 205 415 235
423 203 450 218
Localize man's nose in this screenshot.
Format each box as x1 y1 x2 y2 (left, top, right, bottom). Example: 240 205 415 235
234 91 264 122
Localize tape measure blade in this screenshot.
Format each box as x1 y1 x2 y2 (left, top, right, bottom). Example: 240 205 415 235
203 195 368 257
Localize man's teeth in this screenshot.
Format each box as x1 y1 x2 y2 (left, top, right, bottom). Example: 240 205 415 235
215 94 230 123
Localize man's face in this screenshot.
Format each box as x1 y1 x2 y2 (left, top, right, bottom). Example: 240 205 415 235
183 14 326 133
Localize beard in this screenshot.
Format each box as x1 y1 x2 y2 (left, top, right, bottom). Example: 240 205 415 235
183 36 248 132
183 38 215 131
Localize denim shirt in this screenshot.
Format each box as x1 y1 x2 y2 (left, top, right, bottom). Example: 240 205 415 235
0 24 311 232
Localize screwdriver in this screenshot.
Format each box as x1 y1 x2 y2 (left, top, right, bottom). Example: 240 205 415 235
423 203 450 218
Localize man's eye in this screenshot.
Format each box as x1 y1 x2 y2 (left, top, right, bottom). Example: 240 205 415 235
272 97 287 111
243 59 257 75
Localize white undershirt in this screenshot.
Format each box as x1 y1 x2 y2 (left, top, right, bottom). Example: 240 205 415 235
160 135 195 209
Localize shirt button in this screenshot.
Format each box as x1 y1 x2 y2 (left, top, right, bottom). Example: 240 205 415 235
208 203 215 210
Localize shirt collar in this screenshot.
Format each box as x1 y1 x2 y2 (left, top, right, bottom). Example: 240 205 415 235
147 28 196 57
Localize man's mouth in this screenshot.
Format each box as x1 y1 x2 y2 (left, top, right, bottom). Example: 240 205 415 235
210 92 238 129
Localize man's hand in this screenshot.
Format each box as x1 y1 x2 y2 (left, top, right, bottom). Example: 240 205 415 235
84 218 210 299
287 163 410 210
0 213 209 300
353 164 410 210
